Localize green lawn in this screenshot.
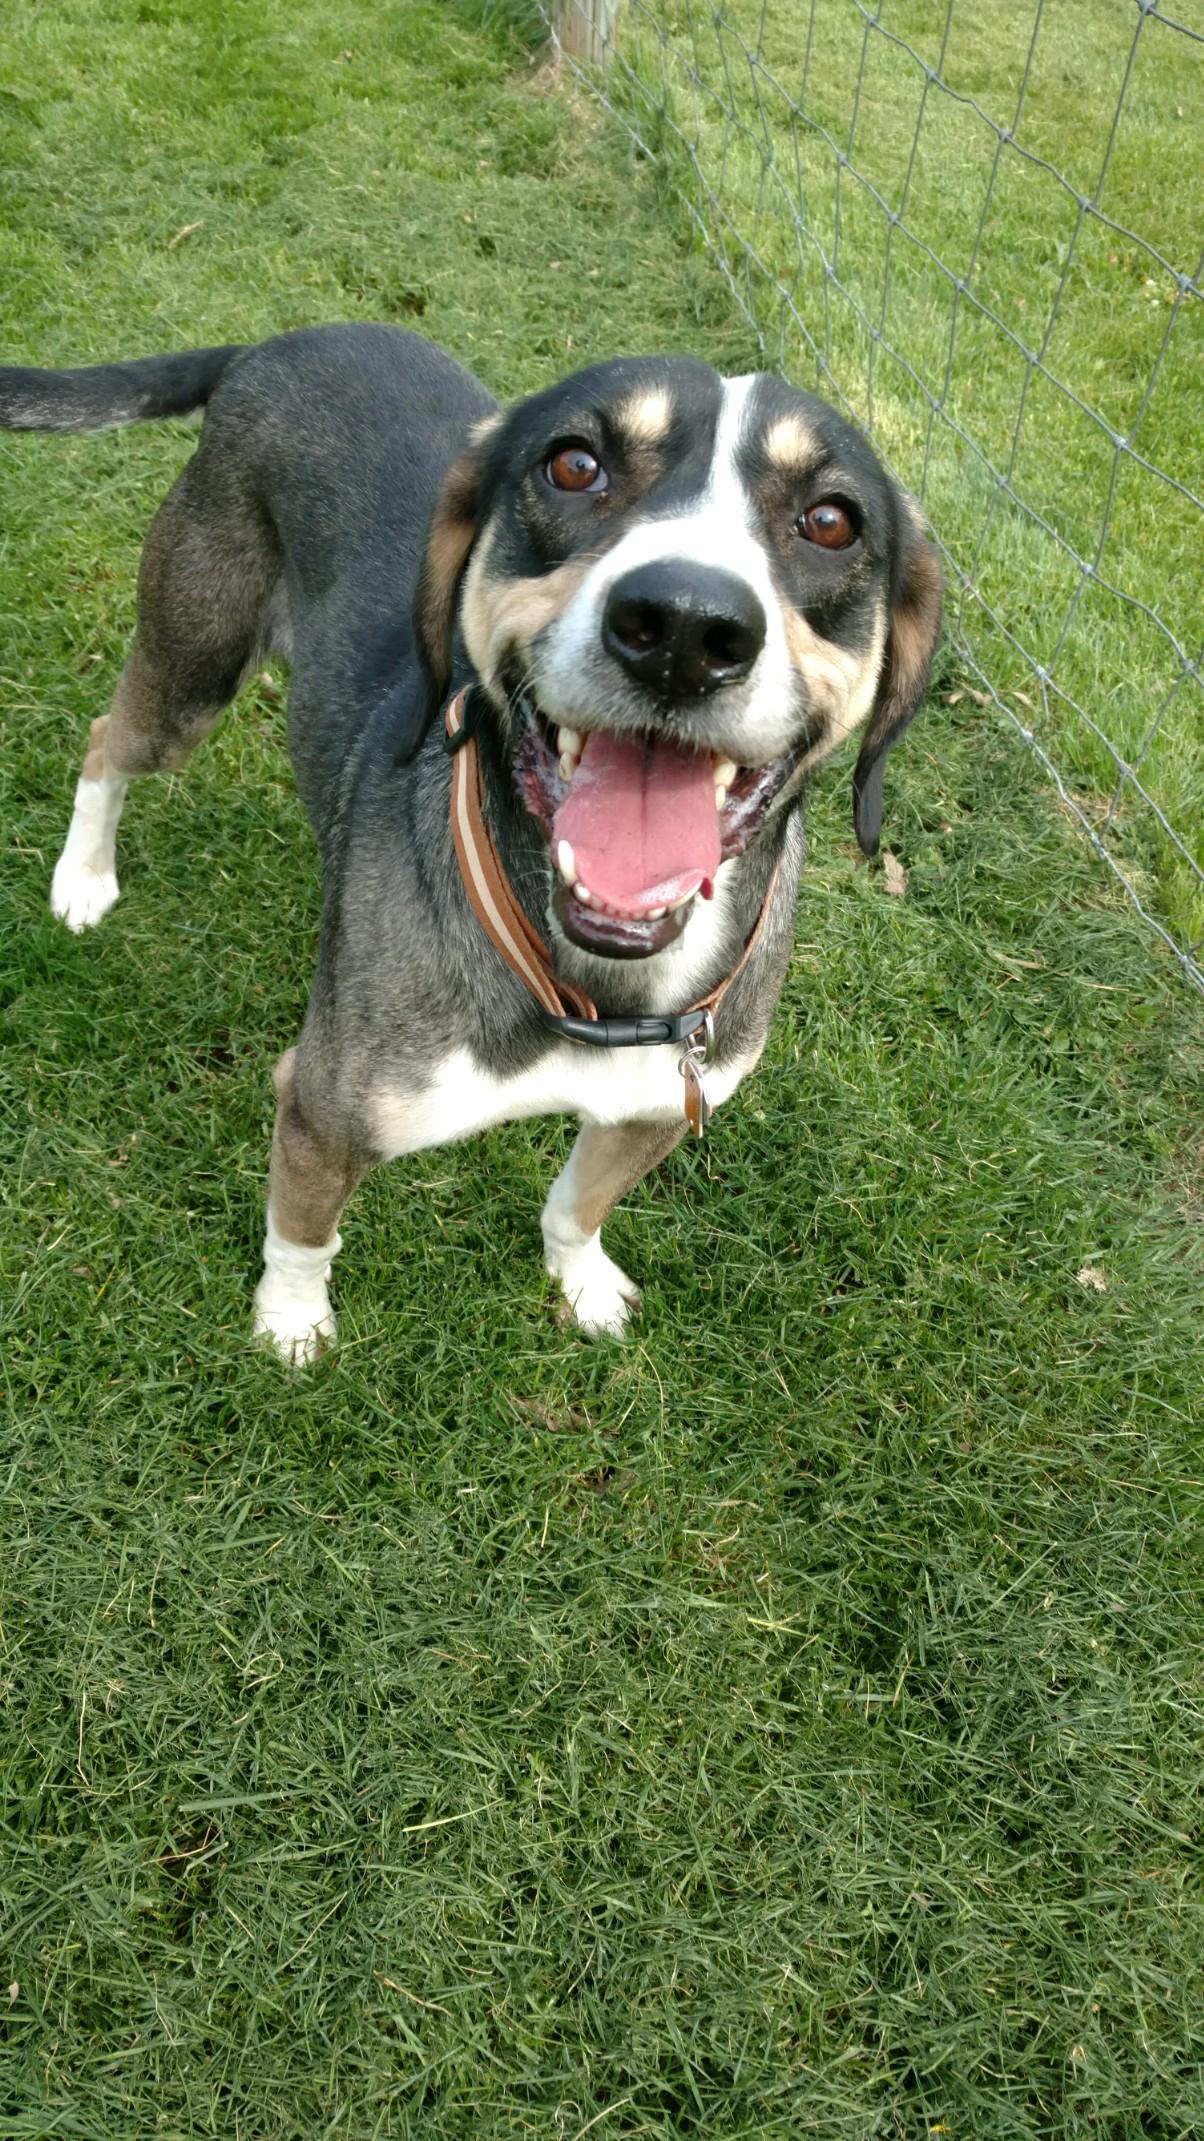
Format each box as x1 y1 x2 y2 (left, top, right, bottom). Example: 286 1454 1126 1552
1 3 1203 2136
605 0 1204 954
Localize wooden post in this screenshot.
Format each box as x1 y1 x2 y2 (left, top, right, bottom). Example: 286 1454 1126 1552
550 0 619 66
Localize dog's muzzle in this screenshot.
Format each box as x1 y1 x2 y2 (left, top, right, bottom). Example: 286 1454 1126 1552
602 561 767 702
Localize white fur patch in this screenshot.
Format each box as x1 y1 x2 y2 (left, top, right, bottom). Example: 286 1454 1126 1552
535 374 800 763
369 1030 757 1160
370 1028 757 1335
50 773 128 930
541 1149 641 1338
252 1213 341 1366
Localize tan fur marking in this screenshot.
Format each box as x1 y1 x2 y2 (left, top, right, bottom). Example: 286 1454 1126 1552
856 522 941 760
567 1119 686 1241
267 1048 362 1248
417 448 484 691
783 606 887 765
763 412 818 471
80 653 222 783
616 388 672 448
80 713 112 782
885 532 942 709
461 537 594 687
850 509 941 851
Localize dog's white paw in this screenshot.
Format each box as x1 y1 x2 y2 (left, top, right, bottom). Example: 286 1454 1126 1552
549 1237 642 1339
50 773 128 931
50 856 120 932
253 1219 341 1367
252 1284 336 1366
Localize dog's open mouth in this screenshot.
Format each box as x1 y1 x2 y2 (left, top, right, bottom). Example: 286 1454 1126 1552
514 702 794 959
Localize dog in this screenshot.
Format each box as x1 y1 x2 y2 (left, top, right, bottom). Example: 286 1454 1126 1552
0 325 940 1360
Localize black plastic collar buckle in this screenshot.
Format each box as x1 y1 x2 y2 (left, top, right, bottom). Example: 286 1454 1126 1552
542 1009 710 1049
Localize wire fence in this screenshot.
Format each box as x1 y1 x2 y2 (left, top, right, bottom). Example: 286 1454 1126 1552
544 0 1204 993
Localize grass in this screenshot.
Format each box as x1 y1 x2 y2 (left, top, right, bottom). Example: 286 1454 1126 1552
601 0 1204 952
1 1 1203 2135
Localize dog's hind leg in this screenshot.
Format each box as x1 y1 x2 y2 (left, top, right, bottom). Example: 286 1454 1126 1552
51 460 280 930
541 1118 685 1338
50 707 132 931
252 1049 365 1366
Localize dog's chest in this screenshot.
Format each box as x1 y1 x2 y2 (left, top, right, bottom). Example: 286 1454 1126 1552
369 1038 756 1158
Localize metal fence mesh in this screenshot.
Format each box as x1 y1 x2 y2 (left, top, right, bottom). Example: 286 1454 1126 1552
544 0 1204 991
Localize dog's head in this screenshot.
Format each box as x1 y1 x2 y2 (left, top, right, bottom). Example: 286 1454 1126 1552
416 358 940 962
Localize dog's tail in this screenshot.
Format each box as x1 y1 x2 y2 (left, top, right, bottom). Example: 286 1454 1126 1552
0 344 245 434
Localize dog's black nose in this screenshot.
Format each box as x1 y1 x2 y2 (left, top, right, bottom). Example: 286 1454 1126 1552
602 561 766 700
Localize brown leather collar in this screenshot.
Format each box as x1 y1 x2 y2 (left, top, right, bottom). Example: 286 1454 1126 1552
443 686 779 1133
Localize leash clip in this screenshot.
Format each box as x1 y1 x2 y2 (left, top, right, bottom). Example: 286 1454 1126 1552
678 1007 715 1137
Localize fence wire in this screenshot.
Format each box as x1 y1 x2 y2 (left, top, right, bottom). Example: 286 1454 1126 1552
545 0 1204 993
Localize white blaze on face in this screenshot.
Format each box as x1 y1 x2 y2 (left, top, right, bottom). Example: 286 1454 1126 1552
534 374 801 763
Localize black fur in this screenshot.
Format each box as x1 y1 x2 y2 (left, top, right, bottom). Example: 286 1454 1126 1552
0 345 244 432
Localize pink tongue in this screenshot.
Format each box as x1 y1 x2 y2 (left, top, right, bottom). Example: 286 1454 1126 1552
551 730 720 915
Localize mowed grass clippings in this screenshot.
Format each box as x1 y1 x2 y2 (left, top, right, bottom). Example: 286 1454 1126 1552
1 2 1203 2136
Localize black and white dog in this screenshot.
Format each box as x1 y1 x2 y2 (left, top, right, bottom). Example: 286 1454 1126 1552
0 326 940 1359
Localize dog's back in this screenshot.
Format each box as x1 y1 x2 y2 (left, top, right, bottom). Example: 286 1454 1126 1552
2 324 496 829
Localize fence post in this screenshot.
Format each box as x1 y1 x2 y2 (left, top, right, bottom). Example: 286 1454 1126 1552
550 0 619 66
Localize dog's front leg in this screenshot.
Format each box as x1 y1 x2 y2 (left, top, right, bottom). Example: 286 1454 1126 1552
541 1118 685 1339
252 1048 364 1366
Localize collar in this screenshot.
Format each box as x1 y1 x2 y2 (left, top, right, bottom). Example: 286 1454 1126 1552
443 685 779 1134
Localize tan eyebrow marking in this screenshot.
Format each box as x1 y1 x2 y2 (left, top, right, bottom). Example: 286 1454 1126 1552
615 388 672 446
763 412 819 470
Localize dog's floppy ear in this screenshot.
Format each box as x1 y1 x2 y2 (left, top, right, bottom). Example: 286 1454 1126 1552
404 413 501 759
852 495 942 856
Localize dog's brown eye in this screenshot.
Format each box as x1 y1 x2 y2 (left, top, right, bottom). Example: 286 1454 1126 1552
798 501 855 549
546 444 607 494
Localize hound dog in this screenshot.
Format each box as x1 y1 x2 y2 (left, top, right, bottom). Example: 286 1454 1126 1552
0 326 940 1360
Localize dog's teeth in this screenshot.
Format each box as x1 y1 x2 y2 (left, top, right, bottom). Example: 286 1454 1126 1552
557 839 576 888
713 756 738 791
557 726 583 759
573 882 593 906
714 785 727 810
645 906 666 921
558 751 576 782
